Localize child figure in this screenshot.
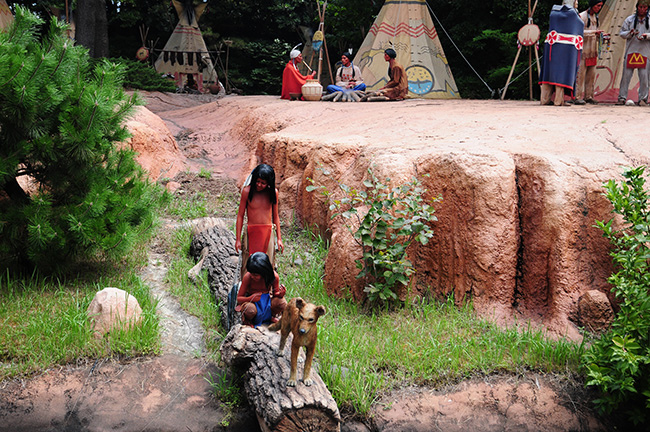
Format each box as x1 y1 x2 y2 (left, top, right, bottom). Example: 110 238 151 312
235 164 284 279
236 252 287 326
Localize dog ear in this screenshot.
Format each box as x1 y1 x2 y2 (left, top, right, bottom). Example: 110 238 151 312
316 305 326 316
295 297 305 309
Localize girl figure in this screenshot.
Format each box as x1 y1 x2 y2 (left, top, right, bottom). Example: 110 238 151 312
235 164 284 279
236 252 287 326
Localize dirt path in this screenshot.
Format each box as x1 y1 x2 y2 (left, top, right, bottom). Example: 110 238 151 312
0 221 261 432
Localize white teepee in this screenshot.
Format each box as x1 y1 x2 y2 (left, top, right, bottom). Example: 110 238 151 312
0 0 13 31
154 0 217 88
353 0 460 99
594 0 641 102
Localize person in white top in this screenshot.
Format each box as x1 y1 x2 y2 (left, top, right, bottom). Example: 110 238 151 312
326 52 366 93
617 0 650 106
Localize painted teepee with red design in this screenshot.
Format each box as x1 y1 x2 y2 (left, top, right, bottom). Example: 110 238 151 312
594 0 642 102
353 0 459 99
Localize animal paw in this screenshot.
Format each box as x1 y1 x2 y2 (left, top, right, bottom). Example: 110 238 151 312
287 379 297 387
304 378 313 386
276 349 284 357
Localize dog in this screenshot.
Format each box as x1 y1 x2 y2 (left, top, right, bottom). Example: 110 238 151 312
268 297 326 387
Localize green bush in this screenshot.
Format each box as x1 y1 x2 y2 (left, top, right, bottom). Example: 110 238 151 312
0 8 164 272
308 167 440 305
103 57 176 92
584 166 650 424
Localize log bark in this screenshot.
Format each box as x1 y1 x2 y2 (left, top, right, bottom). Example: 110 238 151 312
221 325 341 432
189 218 240 329
189 218 341 431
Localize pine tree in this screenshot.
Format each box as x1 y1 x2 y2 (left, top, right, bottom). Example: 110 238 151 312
0 7 163 272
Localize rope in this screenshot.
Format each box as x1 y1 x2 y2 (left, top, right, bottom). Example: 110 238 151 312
499 52 540 95
426 2 496 97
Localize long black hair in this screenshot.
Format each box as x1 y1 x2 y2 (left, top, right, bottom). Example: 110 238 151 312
246 252 275 287
247 164 277 204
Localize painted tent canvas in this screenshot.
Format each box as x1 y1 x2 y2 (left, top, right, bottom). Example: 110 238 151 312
154 0 217 84
594 0 640 102
354 0 460 99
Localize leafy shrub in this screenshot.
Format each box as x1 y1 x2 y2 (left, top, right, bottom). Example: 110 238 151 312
103 57 176 92
584 166 650 424
0 8 164 272
308 167 440 305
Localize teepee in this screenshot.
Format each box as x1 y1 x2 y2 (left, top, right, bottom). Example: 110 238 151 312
594 0 641 102
154 0 217 90
353 0 460 99
0 0 13 31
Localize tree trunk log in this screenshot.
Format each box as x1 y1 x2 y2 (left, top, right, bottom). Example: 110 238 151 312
189 218 240 330
221 325 341 432
189 218 341 431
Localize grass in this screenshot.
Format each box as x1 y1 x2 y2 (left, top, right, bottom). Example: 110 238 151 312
0 265 160 381
275 227 585 415
0 174 587 421
164 226 224 356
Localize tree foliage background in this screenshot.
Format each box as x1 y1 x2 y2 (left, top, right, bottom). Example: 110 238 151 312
0 6 163 272
9 1 600 98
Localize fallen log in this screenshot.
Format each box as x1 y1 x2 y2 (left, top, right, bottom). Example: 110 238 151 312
189 218 239 329
189 219 341 431
221 325 341 432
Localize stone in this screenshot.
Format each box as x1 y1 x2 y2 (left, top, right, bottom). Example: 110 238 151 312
87 287 143 338
577 290 614 333
165 181 181 193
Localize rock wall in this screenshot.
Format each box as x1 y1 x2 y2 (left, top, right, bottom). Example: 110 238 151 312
144 95 649 339
219 97 649 340
123 105 186 181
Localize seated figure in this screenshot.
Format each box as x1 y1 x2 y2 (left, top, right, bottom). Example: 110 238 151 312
326 52 366 93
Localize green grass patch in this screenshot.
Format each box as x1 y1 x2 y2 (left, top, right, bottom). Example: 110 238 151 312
0 268 160 381
275 228 585 415
163 190 212 220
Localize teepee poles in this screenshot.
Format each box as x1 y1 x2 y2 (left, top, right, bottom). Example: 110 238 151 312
501 0 540 100
315 0 334 84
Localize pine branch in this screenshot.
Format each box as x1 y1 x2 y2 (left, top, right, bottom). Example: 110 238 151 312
0 62 25 89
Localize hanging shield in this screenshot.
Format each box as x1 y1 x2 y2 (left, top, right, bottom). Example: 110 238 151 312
312 30 324 52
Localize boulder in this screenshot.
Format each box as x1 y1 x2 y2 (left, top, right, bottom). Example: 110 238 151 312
87 287 142 338
577 290 614 333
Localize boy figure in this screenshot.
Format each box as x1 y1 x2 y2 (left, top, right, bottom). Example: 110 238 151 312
326 52 366 93
617 0 650 106
360 48 408 101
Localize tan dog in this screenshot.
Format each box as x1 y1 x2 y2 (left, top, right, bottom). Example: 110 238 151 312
268 297 326 387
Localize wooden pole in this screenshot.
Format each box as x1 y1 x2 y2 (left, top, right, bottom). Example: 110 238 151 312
528 0 533 100
529 46 533 100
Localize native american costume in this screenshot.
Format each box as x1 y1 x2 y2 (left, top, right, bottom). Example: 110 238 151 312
575 4 602 102
539 4 584 105
327 59 366 93
382 61 408 100
618 7 650 104
281 59 311 99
